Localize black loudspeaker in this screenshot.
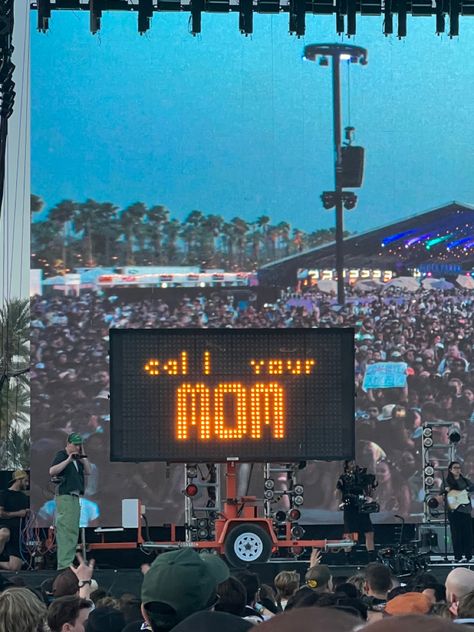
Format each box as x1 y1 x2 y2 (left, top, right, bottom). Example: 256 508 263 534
341 146 365 188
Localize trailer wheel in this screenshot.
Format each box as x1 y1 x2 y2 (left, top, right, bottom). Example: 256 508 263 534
224 524 272 566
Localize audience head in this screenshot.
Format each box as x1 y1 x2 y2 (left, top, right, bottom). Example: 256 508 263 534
0 587 47 632
85 606 126 632
140 548 229 632
305 565 332 592
47 596 92 632
274 571 300 602
365 563 392 598
365 614 460 632
53 569 80 598
215 577 247 617
233 570 261 607
445 568 474 606
456 590 474 620
171 610 254 632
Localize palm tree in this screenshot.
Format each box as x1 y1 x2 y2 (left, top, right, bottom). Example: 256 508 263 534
31 220 59 270
201 214 223 267
0 298 30 469
93 202 120 265
72 199 102 266
162 218 181 264
0 298 29 374
147 205 169 264
4 427 30 470
30 193 44 215
49 199 76 271
276 221 291 257
231 217 249 269
119 202 147 265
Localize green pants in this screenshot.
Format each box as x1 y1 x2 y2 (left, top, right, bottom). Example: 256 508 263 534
56 494 80 570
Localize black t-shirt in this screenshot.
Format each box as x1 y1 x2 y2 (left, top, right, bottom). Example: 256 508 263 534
0 489 29 528
51 450 85 495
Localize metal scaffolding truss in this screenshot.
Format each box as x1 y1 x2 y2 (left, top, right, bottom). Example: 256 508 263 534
30 0 474 37
422 421 457 524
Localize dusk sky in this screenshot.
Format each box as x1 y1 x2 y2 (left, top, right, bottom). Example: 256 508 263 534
31 13 474 233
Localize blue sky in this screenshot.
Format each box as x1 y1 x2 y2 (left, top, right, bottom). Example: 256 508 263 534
31 12 474 233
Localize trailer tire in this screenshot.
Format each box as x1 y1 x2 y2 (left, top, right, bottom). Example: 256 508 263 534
224 524 272 567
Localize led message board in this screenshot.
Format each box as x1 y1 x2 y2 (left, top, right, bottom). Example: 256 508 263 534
109 329 355 462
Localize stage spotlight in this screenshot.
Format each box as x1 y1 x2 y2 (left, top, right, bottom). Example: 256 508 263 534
138 0 153 34
288 508 301 521
291 525 305 539
198 528 209 539
289 0 306 37
423 436 433 448
449 0 460 36
90 0 101 34
264 489 275 500
184 483 199 497
264 478 275 490
186 465 198 478
294 484 304 495
448 424 461 443
190 0 203 35
37 0 51 32
397 2 407 37
293 494 304 506
321 191 336 209
422 427 433 437
239 0 253 35
197 518 208 529
424 465 434 477
289 545 305 557
427 496 439 510
342 191 358 210
275 510 287 523
425 476 434 487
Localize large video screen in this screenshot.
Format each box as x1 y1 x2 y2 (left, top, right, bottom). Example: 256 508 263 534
30 12 474 527
110 329 355 462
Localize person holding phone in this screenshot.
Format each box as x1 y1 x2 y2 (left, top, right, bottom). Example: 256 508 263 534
49 433 91 569
445 461 473 563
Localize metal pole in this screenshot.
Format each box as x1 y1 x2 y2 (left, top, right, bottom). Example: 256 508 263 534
332 55 345 306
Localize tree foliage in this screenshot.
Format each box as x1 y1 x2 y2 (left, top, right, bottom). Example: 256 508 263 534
31 195 352 274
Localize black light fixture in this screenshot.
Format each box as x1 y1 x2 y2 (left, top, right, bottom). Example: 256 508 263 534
90 0 101 34
190 0 203 35
321 191 336 209
239 0 253 35
138 0 153 34
289 0 306 37
397 0 407 37
37 0 51 32
449 0 460 35
448 424 461 443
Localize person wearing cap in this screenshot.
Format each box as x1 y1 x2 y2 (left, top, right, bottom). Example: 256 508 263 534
305 565 333 594
0 470 30 571
125 548 229 632
49 433 92 570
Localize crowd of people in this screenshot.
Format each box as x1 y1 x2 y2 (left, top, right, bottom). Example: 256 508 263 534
29 284 474 525
3 549 474 631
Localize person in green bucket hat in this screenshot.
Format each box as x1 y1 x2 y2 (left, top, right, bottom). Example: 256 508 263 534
49 433 92 569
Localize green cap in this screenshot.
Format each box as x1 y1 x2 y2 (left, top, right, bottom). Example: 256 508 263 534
141 548 229 627
67 433 83 445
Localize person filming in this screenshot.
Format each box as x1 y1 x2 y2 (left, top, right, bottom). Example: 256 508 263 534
445 461 473 563
49 433 91 570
